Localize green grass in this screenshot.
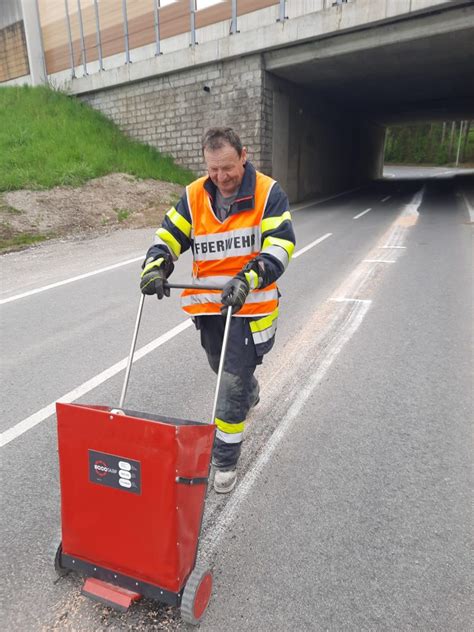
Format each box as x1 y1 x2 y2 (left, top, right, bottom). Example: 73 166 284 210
0 85 195 192
385 121 474 166
116 208 131 222
0 231 51 251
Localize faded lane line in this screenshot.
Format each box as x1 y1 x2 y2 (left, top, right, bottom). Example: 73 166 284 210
364 259 396 264
330 298 372 304
381 196 391 202
459 190 474 223
0 319 192 448
353 208 372 220
203 298 372 555
202 187 425 556
293 233 332 258
0 256 143 305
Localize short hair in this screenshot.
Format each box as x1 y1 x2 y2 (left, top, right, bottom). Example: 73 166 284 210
201 127 243 157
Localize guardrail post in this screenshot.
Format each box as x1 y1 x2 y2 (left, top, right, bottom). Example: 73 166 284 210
76 0 88 74
230 0 238 34
277 0 287 22
63 0 75 78
122 0 131 63
154 0 162 56
93 0 104 70
455 121 465 167
190 0 197 47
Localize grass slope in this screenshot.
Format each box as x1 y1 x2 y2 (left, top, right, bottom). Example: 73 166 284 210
0 85 194 192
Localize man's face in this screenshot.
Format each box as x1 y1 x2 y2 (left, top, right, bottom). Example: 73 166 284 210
204 143 247 197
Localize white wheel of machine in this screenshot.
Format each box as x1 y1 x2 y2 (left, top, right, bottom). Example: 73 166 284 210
180 562 213 625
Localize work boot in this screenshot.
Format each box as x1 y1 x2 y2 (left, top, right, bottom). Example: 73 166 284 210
213 469 237 494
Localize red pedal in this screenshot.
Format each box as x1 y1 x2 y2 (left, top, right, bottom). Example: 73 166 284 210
81 578 141 612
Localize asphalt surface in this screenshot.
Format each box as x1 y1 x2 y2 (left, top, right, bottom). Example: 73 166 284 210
1 166 472 631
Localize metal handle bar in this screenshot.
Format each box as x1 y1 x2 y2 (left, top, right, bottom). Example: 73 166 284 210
164 281 224 291
118 290 233 426
119 293 145 408
210 305 233 426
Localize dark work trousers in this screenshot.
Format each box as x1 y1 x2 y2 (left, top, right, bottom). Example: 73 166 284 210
195 315 261 470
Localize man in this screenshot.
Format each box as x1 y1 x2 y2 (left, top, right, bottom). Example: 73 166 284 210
140 127 295 493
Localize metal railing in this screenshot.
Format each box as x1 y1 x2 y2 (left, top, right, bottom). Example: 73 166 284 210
61 0 350 78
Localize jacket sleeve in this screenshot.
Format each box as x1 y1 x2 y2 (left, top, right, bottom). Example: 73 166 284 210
144 191 193 265
258 181 295 285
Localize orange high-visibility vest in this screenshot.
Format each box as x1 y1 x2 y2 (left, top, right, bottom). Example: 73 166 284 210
181 172 279 317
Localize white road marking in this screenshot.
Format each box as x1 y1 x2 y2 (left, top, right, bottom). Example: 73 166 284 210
0 319 192 448
202 298 371 554
459 190 474 223
364 259 396 264
293 233 332 258
0 256 143 305
353 208 372 220
330 298 372 303
381 196 391 202
382 187 424 248
381 245 406 249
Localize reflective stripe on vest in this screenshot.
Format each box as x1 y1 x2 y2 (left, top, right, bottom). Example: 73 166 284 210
181 172 279 317
194 226 261 260
181 288 278 307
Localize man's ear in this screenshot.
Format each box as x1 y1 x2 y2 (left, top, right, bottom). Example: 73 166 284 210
241 147 248 164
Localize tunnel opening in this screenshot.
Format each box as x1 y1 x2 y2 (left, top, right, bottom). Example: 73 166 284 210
384 121 473 169
264 2 474 202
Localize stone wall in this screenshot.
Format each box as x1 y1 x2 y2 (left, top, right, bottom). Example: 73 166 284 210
80 54 272 177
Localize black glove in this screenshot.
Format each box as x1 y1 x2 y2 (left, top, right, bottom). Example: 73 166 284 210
241 257 266 289
140 257 170 299
221 273 250 315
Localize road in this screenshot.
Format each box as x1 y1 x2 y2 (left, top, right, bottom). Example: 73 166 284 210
1 166 472 631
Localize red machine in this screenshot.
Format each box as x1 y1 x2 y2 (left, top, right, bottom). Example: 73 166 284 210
55 287 232 625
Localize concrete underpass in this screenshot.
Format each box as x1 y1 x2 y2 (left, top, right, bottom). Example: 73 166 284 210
4 0 473 203
266 1 474 200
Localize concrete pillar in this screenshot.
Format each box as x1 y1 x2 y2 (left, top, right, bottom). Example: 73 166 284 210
20 0 47 85
272 90 291 196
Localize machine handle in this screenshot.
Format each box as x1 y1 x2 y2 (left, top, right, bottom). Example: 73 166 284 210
119 293 145 409
118 288 234 421
210 305 233 426
164 281 223 291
